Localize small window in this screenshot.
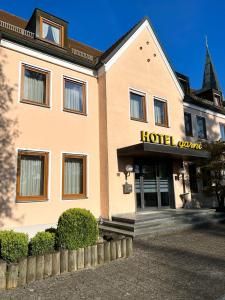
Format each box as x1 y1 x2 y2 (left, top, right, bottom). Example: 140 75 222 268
184 112 193 136
40 17 63 46
16 151 49 201
63 78 86 114
220 123 225 141
21 64 50 107
214 94 221 106
62 154 87 199
130 91 146 122
154 99 168 127
196 116 207 139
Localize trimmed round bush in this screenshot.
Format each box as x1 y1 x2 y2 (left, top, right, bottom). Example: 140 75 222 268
0 230 28 263
57 208 99 250
29 231 55 256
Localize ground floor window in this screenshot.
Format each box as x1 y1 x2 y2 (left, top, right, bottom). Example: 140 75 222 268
16 151 49 201
62 154 87 199
188 163 198 193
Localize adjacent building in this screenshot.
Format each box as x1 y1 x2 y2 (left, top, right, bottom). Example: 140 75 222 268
0 8 224 235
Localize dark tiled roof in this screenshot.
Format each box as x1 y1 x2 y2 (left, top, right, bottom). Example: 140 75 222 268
184 93 225 115
0 10 102 67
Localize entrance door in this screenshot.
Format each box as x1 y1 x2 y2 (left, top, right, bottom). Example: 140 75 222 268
135 161 171 210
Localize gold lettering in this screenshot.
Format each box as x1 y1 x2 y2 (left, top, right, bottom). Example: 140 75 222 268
158 134 164 144
170 136 176 146
150 133 159 143
141 131 150 142
164 135 170 145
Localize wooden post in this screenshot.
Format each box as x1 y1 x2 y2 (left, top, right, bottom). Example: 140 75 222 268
18 258 27 287
104 242 110 263
36 255 44 280
84 246 91 268
91 245 97 267
77 248 84 270
97 243 104 265
60 250 68 274
68 250 77 272
26 256 36 283
110 241 116 261
6 263 18 289
0 260 6 290
44 254 52 278
126 237 133 257
52 252 60 276
121 238 127 258
116 240 122 259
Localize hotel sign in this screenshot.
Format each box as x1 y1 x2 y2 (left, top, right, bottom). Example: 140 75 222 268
141 131 202 150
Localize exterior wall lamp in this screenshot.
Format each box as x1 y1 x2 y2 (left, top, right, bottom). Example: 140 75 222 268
123 164 133 194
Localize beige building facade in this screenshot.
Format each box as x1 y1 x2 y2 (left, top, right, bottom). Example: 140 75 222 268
0 9 224 235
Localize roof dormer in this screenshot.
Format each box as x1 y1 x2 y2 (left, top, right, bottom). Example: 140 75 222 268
26 8 68 48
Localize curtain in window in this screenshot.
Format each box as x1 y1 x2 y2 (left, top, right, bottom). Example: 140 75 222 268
64 80 83 112
42 22 60 44
64 158 83 195
154 100 164 124
24 69 46 103
130 93 142 119
20 155 44 196
197 117 206 139
220 124 225 141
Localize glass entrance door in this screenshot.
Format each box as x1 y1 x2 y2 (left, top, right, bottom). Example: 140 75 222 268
135 161 172 210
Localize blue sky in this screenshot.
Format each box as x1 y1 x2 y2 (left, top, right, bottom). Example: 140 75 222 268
1 0 225 93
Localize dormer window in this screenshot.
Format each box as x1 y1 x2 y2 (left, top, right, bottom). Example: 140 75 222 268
214 94 221 106
40 17 63 46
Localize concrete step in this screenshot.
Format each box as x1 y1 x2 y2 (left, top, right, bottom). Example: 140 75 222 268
100 210 225 238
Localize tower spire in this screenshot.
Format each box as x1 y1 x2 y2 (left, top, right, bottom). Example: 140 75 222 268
202 38 221 92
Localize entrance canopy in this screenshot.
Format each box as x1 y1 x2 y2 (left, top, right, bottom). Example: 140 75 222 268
117 143 210 161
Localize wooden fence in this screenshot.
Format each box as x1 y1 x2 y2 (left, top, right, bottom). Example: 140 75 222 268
0 237 133 290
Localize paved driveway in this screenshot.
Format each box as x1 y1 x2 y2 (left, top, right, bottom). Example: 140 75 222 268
1 224 225 300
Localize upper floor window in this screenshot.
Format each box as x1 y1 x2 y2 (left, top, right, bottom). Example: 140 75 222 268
196 116 207 139
220 123 225 141
21 64 50 107
154 98 168 127
184 112 193 137
40 17 63 46
63 77 86 114
130 91 146 122
16 151 49 201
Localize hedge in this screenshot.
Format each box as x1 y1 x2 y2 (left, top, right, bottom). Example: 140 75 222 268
29 231 55 256
0 230 29 263
57 208 99 250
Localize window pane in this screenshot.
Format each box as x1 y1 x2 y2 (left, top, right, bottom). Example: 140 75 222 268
64 80 83 112
20 155 44 196
184 113 192 136
197 116 206 139
24 68 46 103
220 124 225 141
130 92 144 120
154 99 165 125
64 157 83 195
42 21 60 44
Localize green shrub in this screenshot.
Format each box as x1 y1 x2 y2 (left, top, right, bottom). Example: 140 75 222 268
29 231 55 256
0 230 28 263
57 208 99 250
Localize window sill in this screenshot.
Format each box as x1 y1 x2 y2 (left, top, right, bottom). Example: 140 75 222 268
62 196 88 200
63 108 87 116
16 198 49 203
155 123 169 128
130 118 147 123
20 99 50 108
36 37 64 49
